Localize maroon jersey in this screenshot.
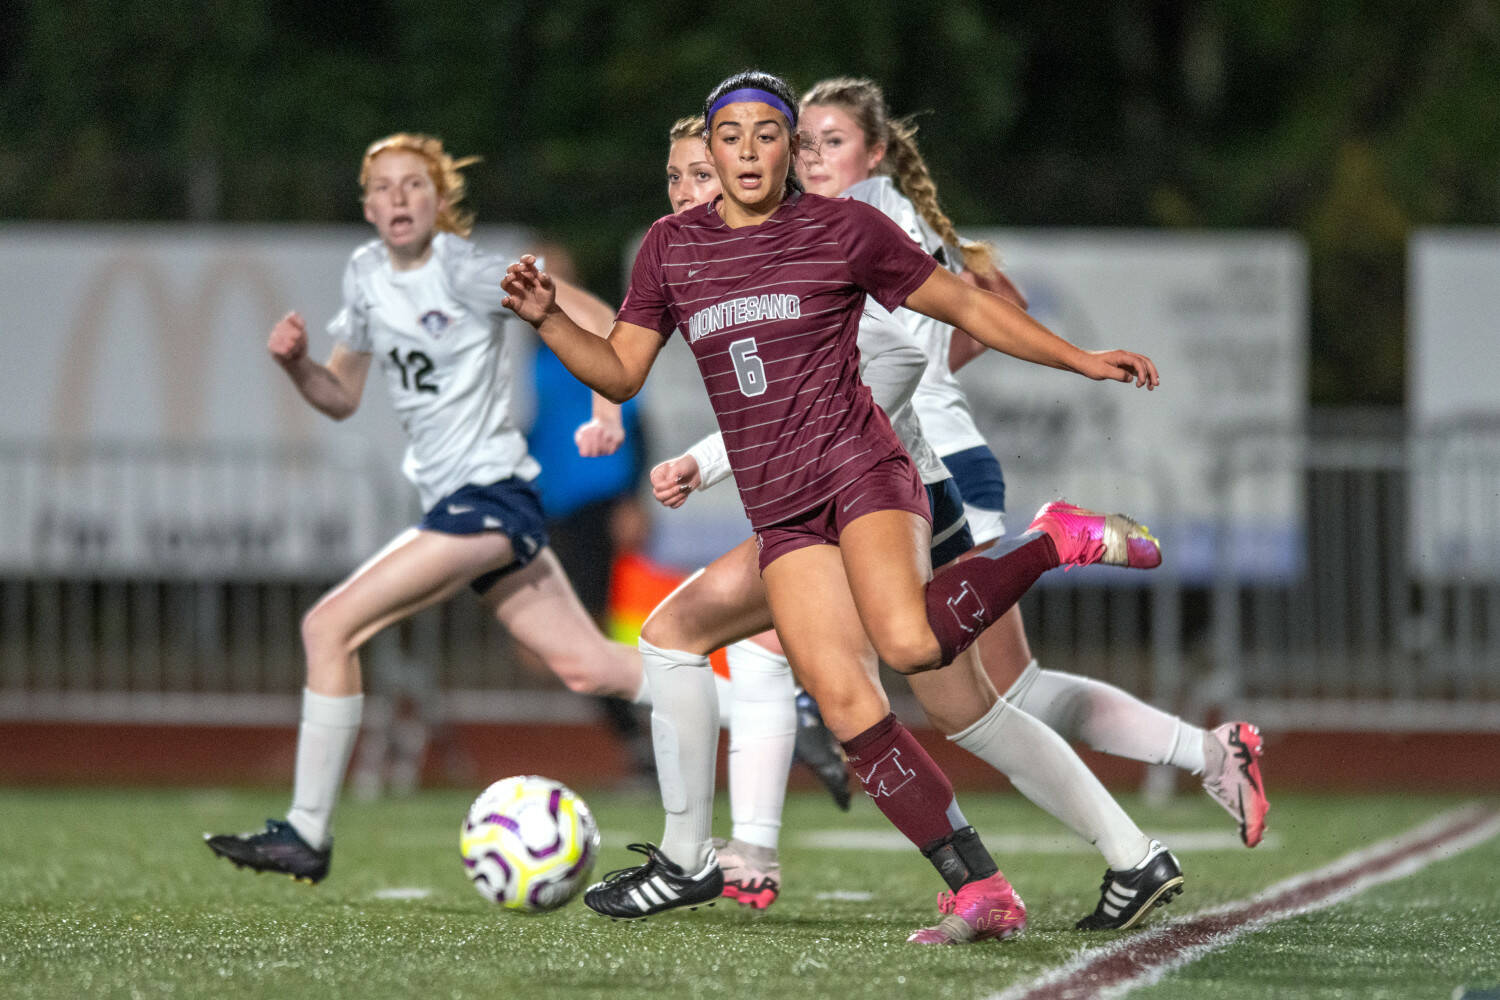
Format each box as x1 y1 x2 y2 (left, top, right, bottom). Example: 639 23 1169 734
618 192 939 529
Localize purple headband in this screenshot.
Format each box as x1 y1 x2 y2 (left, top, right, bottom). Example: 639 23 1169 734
707 87 797 128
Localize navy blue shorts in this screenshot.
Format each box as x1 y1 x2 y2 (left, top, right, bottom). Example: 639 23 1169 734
418 478 550 594
941 444 1008 544
926 477 974 568
941 445 1006 511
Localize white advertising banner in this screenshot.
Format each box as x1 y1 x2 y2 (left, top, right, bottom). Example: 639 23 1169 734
0 224 535 576
637 230 1309 582
1408 230 1500 577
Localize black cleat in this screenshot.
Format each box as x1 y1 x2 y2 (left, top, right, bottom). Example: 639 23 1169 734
204 819 331 884
583 842 723 919
793 689 851 810
1075 840 1183 931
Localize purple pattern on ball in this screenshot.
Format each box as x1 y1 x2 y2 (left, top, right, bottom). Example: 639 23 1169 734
483 850 513 887
559 838 595 881
484 813 521 835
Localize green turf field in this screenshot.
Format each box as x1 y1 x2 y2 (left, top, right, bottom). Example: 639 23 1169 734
2 786 1497 999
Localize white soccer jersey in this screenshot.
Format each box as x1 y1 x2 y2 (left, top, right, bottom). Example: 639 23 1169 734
327 231 539 510
856 302 950 485
841 176 988 458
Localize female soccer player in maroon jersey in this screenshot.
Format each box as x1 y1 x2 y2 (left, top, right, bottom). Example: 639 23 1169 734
502 70 1160 943
650 103 1189 932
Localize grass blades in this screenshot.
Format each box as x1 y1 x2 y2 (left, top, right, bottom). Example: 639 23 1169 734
1 787 1497 999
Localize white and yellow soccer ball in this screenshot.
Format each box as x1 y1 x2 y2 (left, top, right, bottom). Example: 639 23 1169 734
460 775 600 912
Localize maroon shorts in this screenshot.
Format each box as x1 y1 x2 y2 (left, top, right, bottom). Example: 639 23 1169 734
755 451 931 572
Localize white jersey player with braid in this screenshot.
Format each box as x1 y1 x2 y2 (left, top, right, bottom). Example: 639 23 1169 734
799 76 1269 870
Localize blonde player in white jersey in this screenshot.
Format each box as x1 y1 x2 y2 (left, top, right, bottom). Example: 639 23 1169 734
797 77 1270 911
204 133 652 883
655 111 1190 932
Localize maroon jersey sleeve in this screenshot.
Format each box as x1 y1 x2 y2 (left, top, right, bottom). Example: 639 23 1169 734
616 218 677 338
833 199 941 313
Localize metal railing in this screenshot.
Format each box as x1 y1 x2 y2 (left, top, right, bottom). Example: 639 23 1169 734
3 422 1498 732
1196 417 1500 729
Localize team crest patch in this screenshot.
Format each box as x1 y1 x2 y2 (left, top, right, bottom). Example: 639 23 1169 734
419 310 452 336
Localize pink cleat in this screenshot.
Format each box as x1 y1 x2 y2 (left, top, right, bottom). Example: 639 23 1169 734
907 871 1027 944
1203 722 1269 847
714 838 781 910
1029 500 1162 570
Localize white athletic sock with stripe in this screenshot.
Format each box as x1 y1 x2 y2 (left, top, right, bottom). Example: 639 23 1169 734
286 689 363 850
726 640 796 851
639 639 719 872
1004 660 1207 775
950 695 1150 871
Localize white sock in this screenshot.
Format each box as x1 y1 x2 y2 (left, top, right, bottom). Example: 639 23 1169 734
714 671 734 725
639 638 719 871
632 653 739 734
725 640 795 851
950 696 1150 871
1006 660 1207 774
287 689 363 850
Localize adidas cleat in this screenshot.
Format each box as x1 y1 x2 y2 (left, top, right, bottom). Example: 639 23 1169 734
1203 721 1270 847
793 688 851 811
1075 840 1183 931
907 871 1027 944
715 838 781 910
204 818 330 884
583 842 724 919
1029 500 1162 571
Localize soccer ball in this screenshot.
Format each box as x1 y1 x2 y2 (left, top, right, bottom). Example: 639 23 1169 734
459 775 600 913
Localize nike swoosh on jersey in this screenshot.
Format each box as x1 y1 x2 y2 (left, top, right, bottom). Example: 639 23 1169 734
447 504 474 515
841 493 869 512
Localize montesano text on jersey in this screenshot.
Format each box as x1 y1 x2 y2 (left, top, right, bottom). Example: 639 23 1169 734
618 192 938 530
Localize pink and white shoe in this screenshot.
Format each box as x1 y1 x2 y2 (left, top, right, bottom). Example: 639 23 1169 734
907 871 1027 944
1028 500 1163 570
715 838 781 910
1203 722 1269 847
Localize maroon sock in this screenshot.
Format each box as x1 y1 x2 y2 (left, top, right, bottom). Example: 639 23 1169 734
925 534 1058 665
842 713 958 851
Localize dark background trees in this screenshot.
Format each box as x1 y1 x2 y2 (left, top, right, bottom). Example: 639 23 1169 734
3 0 1496 406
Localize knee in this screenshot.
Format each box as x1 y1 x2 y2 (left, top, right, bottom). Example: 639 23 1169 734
300 602 350 661
874 632 944 676
640 613 700 656
638 615 672 651
548 645 625 698
555 666 611 697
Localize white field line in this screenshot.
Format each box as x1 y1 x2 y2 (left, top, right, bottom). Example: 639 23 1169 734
990 802 1500 1000
371 887 433 900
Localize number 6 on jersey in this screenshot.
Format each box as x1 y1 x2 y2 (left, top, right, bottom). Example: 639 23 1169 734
729 337 767 397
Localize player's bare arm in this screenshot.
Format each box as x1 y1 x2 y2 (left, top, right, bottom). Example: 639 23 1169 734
552 276 627 456
502 255 663 403
268 313 371 420
949 266 1027 372
906 267 1159 389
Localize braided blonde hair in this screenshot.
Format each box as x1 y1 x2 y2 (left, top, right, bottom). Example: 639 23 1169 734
359 133 481 238
801 77 994 273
